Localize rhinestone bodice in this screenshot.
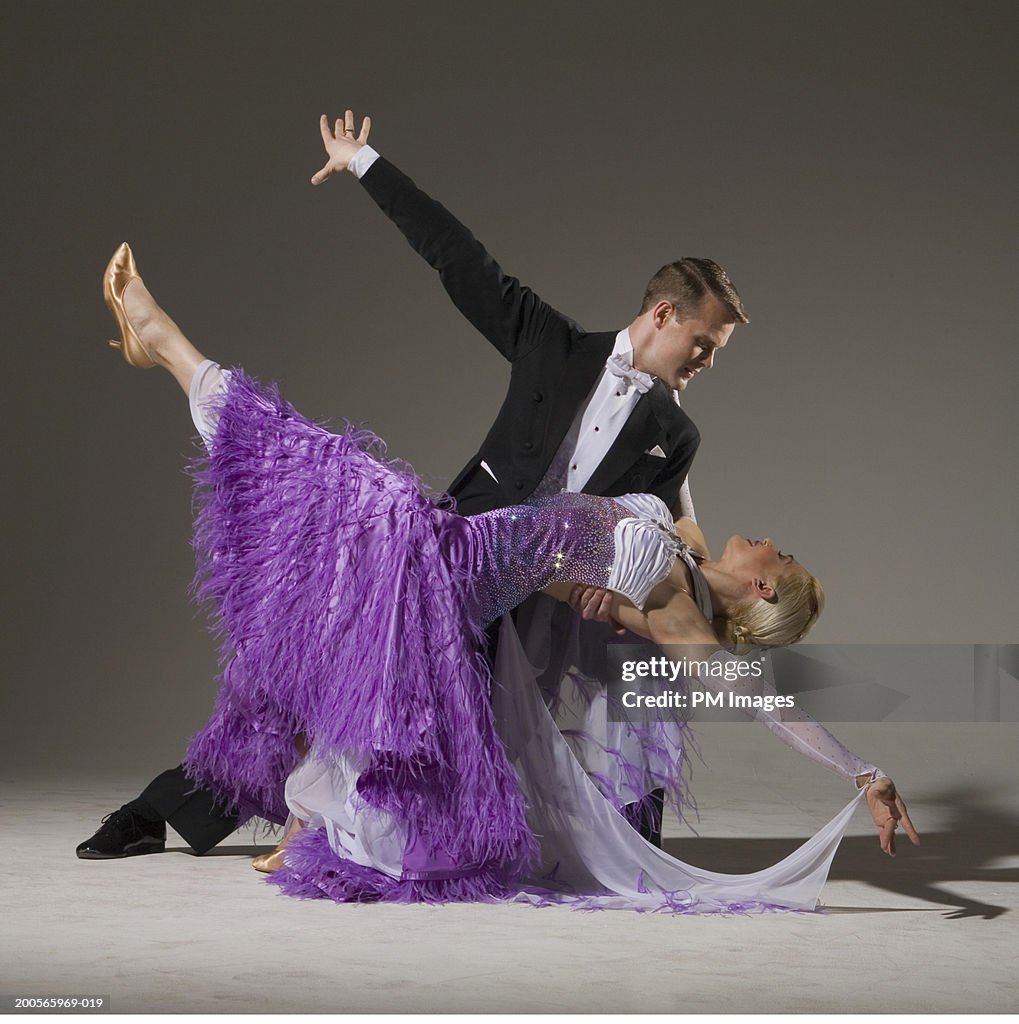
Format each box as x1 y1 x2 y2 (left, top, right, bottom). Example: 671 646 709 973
465 492 682 626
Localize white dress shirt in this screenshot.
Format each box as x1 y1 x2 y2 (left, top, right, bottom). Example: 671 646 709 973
349 145 382 178
529 329 644 492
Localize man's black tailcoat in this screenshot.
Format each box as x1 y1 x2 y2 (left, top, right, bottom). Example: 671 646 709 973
358 157 700 515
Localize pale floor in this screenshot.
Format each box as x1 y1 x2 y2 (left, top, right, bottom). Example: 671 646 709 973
3 724 1017 1014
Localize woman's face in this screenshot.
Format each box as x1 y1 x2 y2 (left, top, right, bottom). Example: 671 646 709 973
719 535 804 584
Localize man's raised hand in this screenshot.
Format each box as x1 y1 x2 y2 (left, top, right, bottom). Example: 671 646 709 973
310 110 371 185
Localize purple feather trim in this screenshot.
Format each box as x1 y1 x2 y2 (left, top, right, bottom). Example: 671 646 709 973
271 827 816 914
182 370 536 879
520 888 816 915
555 664 700 827
266 827 513 904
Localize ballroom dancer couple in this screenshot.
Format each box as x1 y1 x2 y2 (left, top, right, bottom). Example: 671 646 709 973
82 110 917 911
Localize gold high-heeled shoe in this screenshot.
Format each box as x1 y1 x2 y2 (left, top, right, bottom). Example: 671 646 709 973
251 848 288 874
252 816 305 873
103 242 156 368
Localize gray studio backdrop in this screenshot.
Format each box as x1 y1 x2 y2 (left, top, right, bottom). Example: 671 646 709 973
3 1 1016 771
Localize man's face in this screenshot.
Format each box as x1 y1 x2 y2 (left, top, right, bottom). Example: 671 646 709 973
638 294 735 392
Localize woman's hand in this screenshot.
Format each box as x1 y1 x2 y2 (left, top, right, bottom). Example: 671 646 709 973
863 776 921 855
310 109 372 185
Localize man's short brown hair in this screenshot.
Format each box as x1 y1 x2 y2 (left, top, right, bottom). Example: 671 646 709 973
639 258 748 324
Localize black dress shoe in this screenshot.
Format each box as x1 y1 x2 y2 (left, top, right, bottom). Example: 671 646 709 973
76 807 166 859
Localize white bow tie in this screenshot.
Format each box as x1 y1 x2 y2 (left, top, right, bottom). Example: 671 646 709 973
606 352 655 395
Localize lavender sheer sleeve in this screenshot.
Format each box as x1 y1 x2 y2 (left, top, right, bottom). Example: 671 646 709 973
701 651 885 785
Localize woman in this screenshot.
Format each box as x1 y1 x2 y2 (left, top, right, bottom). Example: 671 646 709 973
103 243 918 912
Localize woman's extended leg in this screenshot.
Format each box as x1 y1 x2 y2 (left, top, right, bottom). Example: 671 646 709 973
104 242 206 395
121 279 205 394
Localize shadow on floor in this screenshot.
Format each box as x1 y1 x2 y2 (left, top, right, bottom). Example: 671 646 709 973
168 844 272 858
664 784 1018 919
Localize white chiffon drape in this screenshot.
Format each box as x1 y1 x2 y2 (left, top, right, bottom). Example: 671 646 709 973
288 616 866 912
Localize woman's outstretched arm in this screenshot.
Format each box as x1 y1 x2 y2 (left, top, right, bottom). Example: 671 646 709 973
544 583 920 855
640 591 919 855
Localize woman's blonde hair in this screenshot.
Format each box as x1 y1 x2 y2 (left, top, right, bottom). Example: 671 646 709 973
719 569 825 647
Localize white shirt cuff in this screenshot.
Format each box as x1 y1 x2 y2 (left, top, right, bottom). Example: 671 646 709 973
348 145 381 179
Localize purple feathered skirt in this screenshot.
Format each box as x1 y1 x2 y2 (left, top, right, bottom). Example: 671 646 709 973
179 369 864 913
183 371 537 902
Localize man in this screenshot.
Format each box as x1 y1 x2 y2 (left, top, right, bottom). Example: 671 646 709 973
77 110 746 860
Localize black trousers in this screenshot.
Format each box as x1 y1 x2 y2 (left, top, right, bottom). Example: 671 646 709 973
125 766 238 855
124 767 663 854
626 789 665 848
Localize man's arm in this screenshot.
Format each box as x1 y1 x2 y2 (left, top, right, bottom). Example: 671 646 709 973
312 110 577 362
